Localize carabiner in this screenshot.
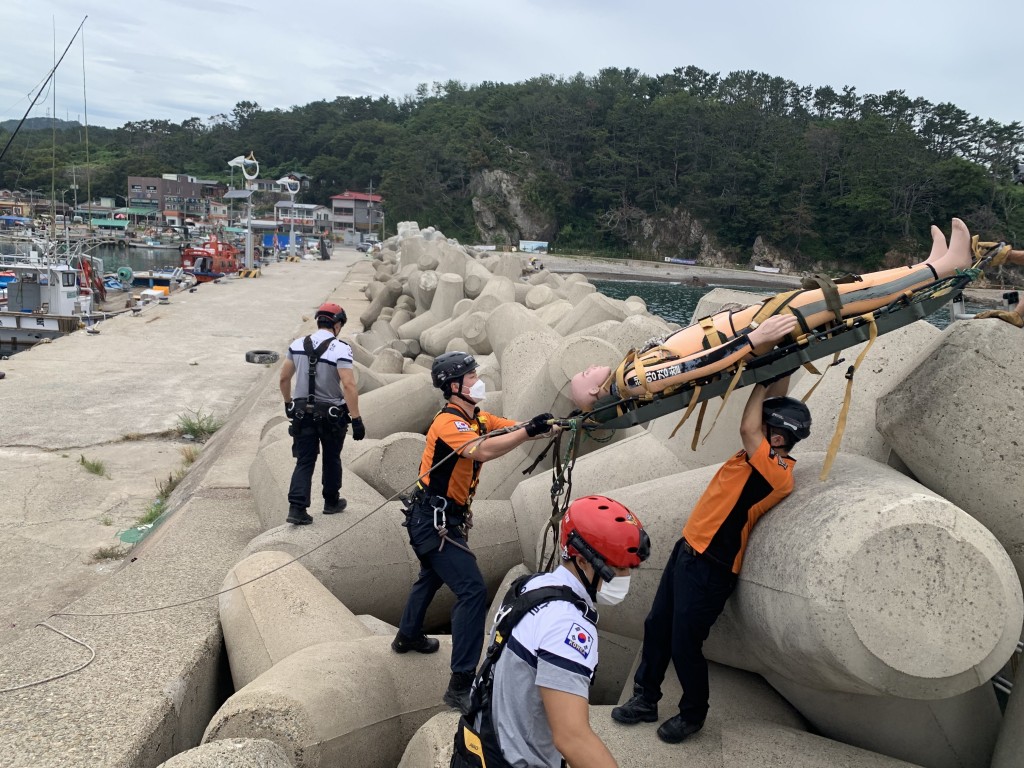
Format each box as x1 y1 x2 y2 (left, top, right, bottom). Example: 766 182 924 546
431 496 448 531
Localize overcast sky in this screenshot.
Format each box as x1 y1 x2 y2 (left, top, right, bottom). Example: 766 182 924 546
2 0 1021 131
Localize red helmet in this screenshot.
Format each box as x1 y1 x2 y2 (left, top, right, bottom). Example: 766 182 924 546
315 302 347 328
560 496 650 580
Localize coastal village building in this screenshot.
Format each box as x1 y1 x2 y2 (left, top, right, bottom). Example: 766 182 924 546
330 190 383 239
126 174 227 227
273 201 331 236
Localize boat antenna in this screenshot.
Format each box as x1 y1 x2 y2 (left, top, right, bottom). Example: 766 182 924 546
0 15 87 164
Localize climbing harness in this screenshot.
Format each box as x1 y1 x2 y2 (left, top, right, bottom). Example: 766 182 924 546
450 574 595 768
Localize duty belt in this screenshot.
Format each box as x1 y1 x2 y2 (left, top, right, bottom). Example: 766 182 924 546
682 538 734 571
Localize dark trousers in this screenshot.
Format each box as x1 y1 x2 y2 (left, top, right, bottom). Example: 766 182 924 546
398 511 487 675
634 537 738 722
287 418 346 510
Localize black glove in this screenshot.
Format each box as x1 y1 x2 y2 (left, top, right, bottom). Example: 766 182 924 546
285 401 298 419
351 416 366 441
524 413 554 437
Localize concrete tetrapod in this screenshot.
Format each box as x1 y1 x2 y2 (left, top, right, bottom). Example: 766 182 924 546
398 670 922 768
219 550 371 690
243 501 522 630
591 452 1023 699
158 738 293 768
358 375 444 438
508 432 689 570
764 673 1001 768
204 636 453 768
248 423 387 532
348 431 426 498
397 273 465 342
876 319 1024 583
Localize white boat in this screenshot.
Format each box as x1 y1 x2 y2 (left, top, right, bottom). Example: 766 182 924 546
753 264 781 274
128 238 182 251
0 237 119 347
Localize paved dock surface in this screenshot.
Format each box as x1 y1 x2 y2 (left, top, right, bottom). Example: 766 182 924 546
0 251 365 650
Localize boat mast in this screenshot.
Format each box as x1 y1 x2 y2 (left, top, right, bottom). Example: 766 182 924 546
0 16 87 164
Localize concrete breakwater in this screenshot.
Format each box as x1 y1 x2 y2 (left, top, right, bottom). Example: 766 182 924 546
0 226 1021 768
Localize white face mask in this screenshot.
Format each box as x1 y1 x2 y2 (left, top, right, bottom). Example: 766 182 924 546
596 574 630 605
465 379 486 402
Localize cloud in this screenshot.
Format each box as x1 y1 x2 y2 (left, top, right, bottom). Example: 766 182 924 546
1 0 1019 129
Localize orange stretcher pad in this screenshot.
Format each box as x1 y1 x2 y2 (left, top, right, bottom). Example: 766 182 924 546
610 262 939 402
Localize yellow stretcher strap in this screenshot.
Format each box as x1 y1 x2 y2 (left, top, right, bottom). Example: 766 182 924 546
820 313 878 481
800 274 844 325
689 400 709 451
614 350 635 400
800 352 840 403
699 316 725 350
700 359 747 447
668 384 703 441
752 290 802 326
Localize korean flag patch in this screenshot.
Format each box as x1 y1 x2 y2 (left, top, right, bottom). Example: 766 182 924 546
454 420 472 432
564 623 594 658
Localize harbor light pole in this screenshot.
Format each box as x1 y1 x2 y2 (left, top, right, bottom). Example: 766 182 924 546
276 176 301 259
228 153 260 269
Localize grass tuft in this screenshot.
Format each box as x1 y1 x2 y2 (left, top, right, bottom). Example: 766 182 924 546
176 409 223 442
91 545 130 562
79 454 107 477
135 498 166 527
180 445 201 466
100 514 113 526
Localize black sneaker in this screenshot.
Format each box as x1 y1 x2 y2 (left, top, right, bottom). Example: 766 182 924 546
391 632 440 655
323 498 347 515
443 671 475 714
611 691 659 724
656 715 704 744
286 507 313 525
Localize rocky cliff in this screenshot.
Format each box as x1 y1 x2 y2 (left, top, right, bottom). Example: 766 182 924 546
469 169 556 245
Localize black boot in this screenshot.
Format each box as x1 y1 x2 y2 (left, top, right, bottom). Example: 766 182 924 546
323 498 347 515
656 714 705 744
391 631 440 655
611 686 659 724
443 671 475 714
286 506 313 525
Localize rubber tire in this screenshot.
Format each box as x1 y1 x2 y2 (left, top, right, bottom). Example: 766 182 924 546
245 350 279 364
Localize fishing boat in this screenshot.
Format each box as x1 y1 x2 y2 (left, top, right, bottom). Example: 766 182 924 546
181 235 240 281
0 242 113 347
131 266 189 290
128 237 182 251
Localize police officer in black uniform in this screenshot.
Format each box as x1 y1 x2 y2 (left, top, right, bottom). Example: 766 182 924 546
279 302 365 525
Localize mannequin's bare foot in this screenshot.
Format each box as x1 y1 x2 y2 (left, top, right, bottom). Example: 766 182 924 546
931 218 972 276
924 225 946 265
947 218 971 269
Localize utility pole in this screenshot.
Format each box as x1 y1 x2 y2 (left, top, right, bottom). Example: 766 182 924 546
367 179 373 242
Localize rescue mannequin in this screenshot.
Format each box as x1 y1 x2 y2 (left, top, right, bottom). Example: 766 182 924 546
570 218 978 411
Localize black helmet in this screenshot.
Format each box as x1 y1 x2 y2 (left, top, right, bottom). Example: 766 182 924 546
315 302 347 328
763 397 811 442
431 352 478 392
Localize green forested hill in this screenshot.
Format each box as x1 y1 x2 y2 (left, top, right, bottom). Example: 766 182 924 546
2 66 1021 268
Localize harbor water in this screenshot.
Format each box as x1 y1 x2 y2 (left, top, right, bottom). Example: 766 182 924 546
591 278 975 330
